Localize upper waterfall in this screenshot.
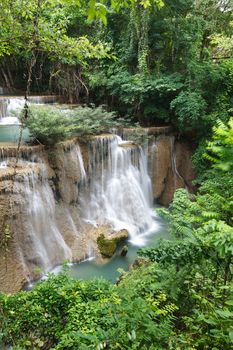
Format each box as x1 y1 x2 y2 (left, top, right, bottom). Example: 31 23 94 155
79 134 158 246
0 95 57 125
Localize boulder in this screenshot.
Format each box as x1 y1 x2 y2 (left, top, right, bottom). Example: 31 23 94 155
97 229 128 258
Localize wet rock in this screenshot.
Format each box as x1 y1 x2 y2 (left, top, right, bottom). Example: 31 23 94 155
97 229 129 258
120 245 128 257
48 140 84 204
130 257 151 269
148 135 196 206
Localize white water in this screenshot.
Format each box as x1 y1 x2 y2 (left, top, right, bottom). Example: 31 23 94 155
0 160 7 168
0 97 24 124
19 168 72 273
72 144 86 181
0 96 57 125
80 135 158 246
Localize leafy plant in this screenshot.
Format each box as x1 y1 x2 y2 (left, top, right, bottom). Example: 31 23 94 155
69 105 120 135
24 106 72 145
170 91 207 132
206 118 233 171
24 105 121 145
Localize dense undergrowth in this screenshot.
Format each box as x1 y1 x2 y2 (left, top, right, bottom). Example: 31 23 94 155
0 118 232 349
0 1 233 349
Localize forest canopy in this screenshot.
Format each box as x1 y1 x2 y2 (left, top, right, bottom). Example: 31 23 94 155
0 0 232 136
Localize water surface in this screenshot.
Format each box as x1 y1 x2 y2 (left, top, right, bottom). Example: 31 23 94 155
67 216 168 282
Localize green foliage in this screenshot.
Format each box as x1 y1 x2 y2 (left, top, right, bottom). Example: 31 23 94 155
191 138 209 178
86 0 233 133
95 70 184 120
139 239 204 266
138 118 233 349
206 117 233 171
69 105 120 135
25 106 72 145
25 105 120 145
1 0 232 132
0 266 176 350
170 91 207 132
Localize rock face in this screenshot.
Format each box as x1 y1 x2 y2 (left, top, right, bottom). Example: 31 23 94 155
48 140 85 204
122 126 196 206
148 131 196 206
0 142 90 293
0 129 196 293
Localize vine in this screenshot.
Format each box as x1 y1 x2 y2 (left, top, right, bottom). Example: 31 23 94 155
129 3 150 75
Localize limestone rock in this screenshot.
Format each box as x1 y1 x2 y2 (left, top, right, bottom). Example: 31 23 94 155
97 228 129 258
148 135 196 206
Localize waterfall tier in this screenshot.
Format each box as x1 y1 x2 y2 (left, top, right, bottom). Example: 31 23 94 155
0 128 196 293
80 135 158 246
17 167 72 271
0 95 57 124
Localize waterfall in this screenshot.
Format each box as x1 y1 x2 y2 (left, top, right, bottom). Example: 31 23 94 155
0 96 57 124
170 136 184 190
0 97 24 124
79 135 158 246
16 166 72 274
0 160 7 169
72 144 86 181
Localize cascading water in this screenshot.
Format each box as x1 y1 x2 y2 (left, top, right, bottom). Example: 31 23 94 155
170 136 185 190
0 96 57 143
16 166 72 274
0 160 7 169
0 97 24 124
79 135 158 246
0 95 57 124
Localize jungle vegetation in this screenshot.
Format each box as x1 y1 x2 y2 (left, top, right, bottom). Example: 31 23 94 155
0 0 232 349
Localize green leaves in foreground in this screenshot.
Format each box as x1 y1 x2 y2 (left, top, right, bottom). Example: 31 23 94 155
206 118 233 172
139 119 233 349
0 268 176 350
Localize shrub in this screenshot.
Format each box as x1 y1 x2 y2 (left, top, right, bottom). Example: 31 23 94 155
25 105 72 145
24 105 121 145
0 268 176 350
69 105 119 135
170 91 207 132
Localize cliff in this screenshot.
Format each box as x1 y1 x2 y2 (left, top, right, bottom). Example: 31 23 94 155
0 129 196 293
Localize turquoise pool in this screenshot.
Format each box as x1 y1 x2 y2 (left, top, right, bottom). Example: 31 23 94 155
0 125 31 143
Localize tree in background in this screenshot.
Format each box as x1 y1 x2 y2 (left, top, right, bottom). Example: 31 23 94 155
87 0 233 135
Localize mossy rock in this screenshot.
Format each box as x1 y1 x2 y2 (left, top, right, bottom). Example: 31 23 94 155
97 232 128 258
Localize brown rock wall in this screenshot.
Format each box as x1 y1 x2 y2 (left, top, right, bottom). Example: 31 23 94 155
0 130 196 292
149 135 196 206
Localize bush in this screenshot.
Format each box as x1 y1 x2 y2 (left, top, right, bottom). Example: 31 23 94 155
25 106 72 145
24 105 120 145
69 105 119 135
170 91 207 132
0 268 176 350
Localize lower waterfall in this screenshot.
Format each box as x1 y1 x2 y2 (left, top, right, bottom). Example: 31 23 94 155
79 134 158 246
17 167 72 273
0 131 161 291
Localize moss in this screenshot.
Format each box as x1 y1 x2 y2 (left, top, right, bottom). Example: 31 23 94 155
97 234 127 258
